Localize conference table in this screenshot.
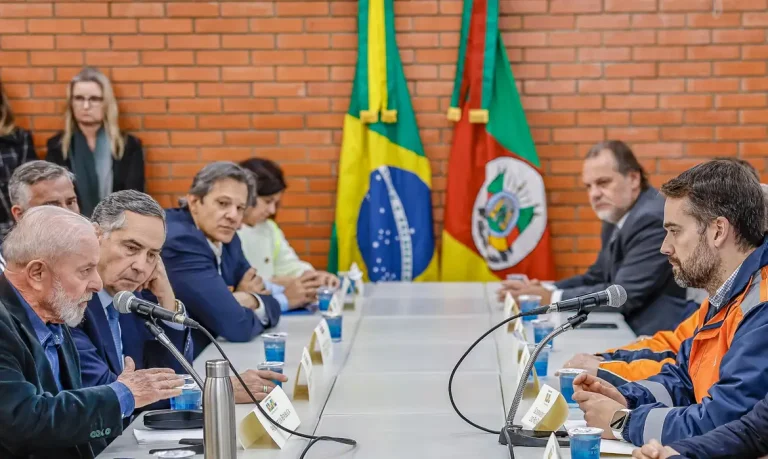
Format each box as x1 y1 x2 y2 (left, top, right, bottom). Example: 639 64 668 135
98 282 637 458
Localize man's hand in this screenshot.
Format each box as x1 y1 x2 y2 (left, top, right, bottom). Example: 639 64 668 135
137 259 176 311
563 353 605 376
116 357 184 408
316 271 340 288
496 279 552 304
633 440 679 459
237 268 267 294
573 373 628 406
284 278 317 309
233 291 259 310
231 369 289 403
573 391 627 440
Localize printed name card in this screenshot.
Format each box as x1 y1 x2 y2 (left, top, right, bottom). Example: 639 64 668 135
543 432 563 459
309 319 333 365
517 342 540 393
505 293 521 333
520 384 569 432
293 346 313 401
239 386 301 449
329 292 343 315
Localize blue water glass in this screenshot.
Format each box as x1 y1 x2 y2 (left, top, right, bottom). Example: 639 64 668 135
568 427 603 459
257 361 285 388
262 333 287 363
519 294 542 322
558 368 585 407
532 318 555 347
170 375 201 410
322 313 343 342
526 343 550 381
317 287 335 311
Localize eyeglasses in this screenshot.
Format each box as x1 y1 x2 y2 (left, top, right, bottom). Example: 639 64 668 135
72 95 104 106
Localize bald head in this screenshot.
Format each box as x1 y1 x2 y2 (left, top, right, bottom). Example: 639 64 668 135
2 206 102 326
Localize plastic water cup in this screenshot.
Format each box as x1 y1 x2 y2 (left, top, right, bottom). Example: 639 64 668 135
257 361 285 388
558 368 586 407
170 375 201 410
568 427 603 459
526 343 551 381
532 318 555 347
322 312 343 342
317 287 335 311
519 294 542 321
262 333 287 362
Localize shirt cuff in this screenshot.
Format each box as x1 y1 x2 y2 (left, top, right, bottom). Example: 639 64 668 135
251 294 270 325
161 302 185 330
108 381 135 418
550 289 564 303
263 281 289 312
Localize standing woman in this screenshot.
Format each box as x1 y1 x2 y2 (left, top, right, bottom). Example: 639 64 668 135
0 79 36 238
46 67 144 216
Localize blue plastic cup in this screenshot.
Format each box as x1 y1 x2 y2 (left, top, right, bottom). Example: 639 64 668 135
532 318 555 347
170 375 201 410
257 361 285 388
317 287 335 311
322 312 343 342
519 294 542 321
558 368 585 407
527 343 551 381
262 333 287 362
568 427 603 459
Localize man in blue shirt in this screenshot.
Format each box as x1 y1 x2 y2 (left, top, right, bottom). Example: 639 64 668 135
0 205 182 458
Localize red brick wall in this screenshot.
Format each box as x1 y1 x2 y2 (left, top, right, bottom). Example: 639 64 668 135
2 0 767 278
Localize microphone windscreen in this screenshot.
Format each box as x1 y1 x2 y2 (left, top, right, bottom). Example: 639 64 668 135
113 291 136 314
606 285 627 307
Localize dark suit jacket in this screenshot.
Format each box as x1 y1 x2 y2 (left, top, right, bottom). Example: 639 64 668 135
0 276 123 459
555 187 687 336
72 293 193 387
162 207 281 358
45 131 145 213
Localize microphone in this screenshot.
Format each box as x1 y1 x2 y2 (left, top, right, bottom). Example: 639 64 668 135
545 284 626 313
114 291 200 329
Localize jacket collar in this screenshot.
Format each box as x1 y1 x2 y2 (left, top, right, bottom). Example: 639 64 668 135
719 236 768 306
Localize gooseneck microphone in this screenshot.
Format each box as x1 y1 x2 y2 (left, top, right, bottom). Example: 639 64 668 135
114 291 200 329
545 284 627 313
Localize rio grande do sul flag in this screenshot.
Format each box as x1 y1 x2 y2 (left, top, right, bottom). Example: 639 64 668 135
328 0 439 282
440 0 555 281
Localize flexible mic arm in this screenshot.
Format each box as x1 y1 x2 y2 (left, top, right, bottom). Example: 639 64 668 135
144 321 205 389
498 311 590 458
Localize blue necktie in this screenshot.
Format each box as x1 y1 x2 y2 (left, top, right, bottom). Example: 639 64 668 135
105 302 124 371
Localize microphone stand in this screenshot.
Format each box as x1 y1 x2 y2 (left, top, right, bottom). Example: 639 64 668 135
144 321 205 389
497 310 591 459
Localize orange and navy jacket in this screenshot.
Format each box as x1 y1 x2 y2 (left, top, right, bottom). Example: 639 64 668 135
617 239 768 446
596 301 701 387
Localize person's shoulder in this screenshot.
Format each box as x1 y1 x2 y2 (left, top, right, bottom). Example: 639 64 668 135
122 132 143 150
45 131 64 146
630 187 665 224
163 209 208 250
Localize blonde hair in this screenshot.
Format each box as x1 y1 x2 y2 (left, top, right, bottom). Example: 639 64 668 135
0 81 16 137
61 67 125 160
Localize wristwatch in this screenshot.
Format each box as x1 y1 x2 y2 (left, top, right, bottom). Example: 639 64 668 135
610 408 632 441
174 299 185 314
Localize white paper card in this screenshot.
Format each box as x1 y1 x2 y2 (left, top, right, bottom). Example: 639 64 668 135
301 346 314 393
601 440 635 455
543 432 562 459
314 319 333 363
239 386 301 449
339 275 352 301
504 292 519 317
521 384 562 430
329 293 343 314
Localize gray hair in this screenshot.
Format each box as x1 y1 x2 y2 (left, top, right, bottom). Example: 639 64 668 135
9 160 75 208
187 161 256 207
2 206 95 266
92 190 165 235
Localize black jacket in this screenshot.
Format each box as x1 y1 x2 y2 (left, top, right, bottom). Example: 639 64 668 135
0 128 36 235
45 131 145 213
0 275 123 458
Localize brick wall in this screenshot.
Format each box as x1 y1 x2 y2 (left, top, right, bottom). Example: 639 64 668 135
2 0 767 278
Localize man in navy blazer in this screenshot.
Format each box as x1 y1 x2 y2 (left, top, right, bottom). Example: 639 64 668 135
162 162 281 359
71 190 193 390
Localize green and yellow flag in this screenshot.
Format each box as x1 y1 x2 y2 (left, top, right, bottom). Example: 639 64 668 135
328 0 439 282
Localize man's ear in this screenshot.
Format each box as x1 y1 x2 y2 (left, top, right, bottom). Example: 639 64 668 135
26 260 48 292
93 222 104 239
10 205 24 222
711 216 730 249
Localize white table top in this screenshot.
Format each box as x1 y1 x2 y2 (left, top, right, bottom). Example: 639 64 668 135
97 282 636 459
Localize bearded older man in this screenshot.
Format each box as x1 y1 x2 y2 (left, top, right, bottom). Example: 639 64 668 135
0 206 182 459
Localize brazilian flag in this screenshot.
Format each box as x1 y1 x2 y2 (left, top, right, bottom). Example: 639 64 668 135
328 0 439 282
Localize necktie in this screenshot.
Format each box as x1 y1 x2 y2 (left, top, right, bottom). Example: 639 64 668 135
105 302 124 371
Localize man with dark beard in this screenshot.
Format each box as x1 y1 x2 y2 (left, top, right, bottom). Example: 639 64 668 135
568 160 768 448
0 206 183 458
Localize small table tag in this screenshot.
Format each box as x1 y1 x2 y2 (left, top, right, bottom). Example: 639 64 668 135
239 386 301 449
310 319 333 365
543 432 563 459
521 384 569 432
293 346 313 400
